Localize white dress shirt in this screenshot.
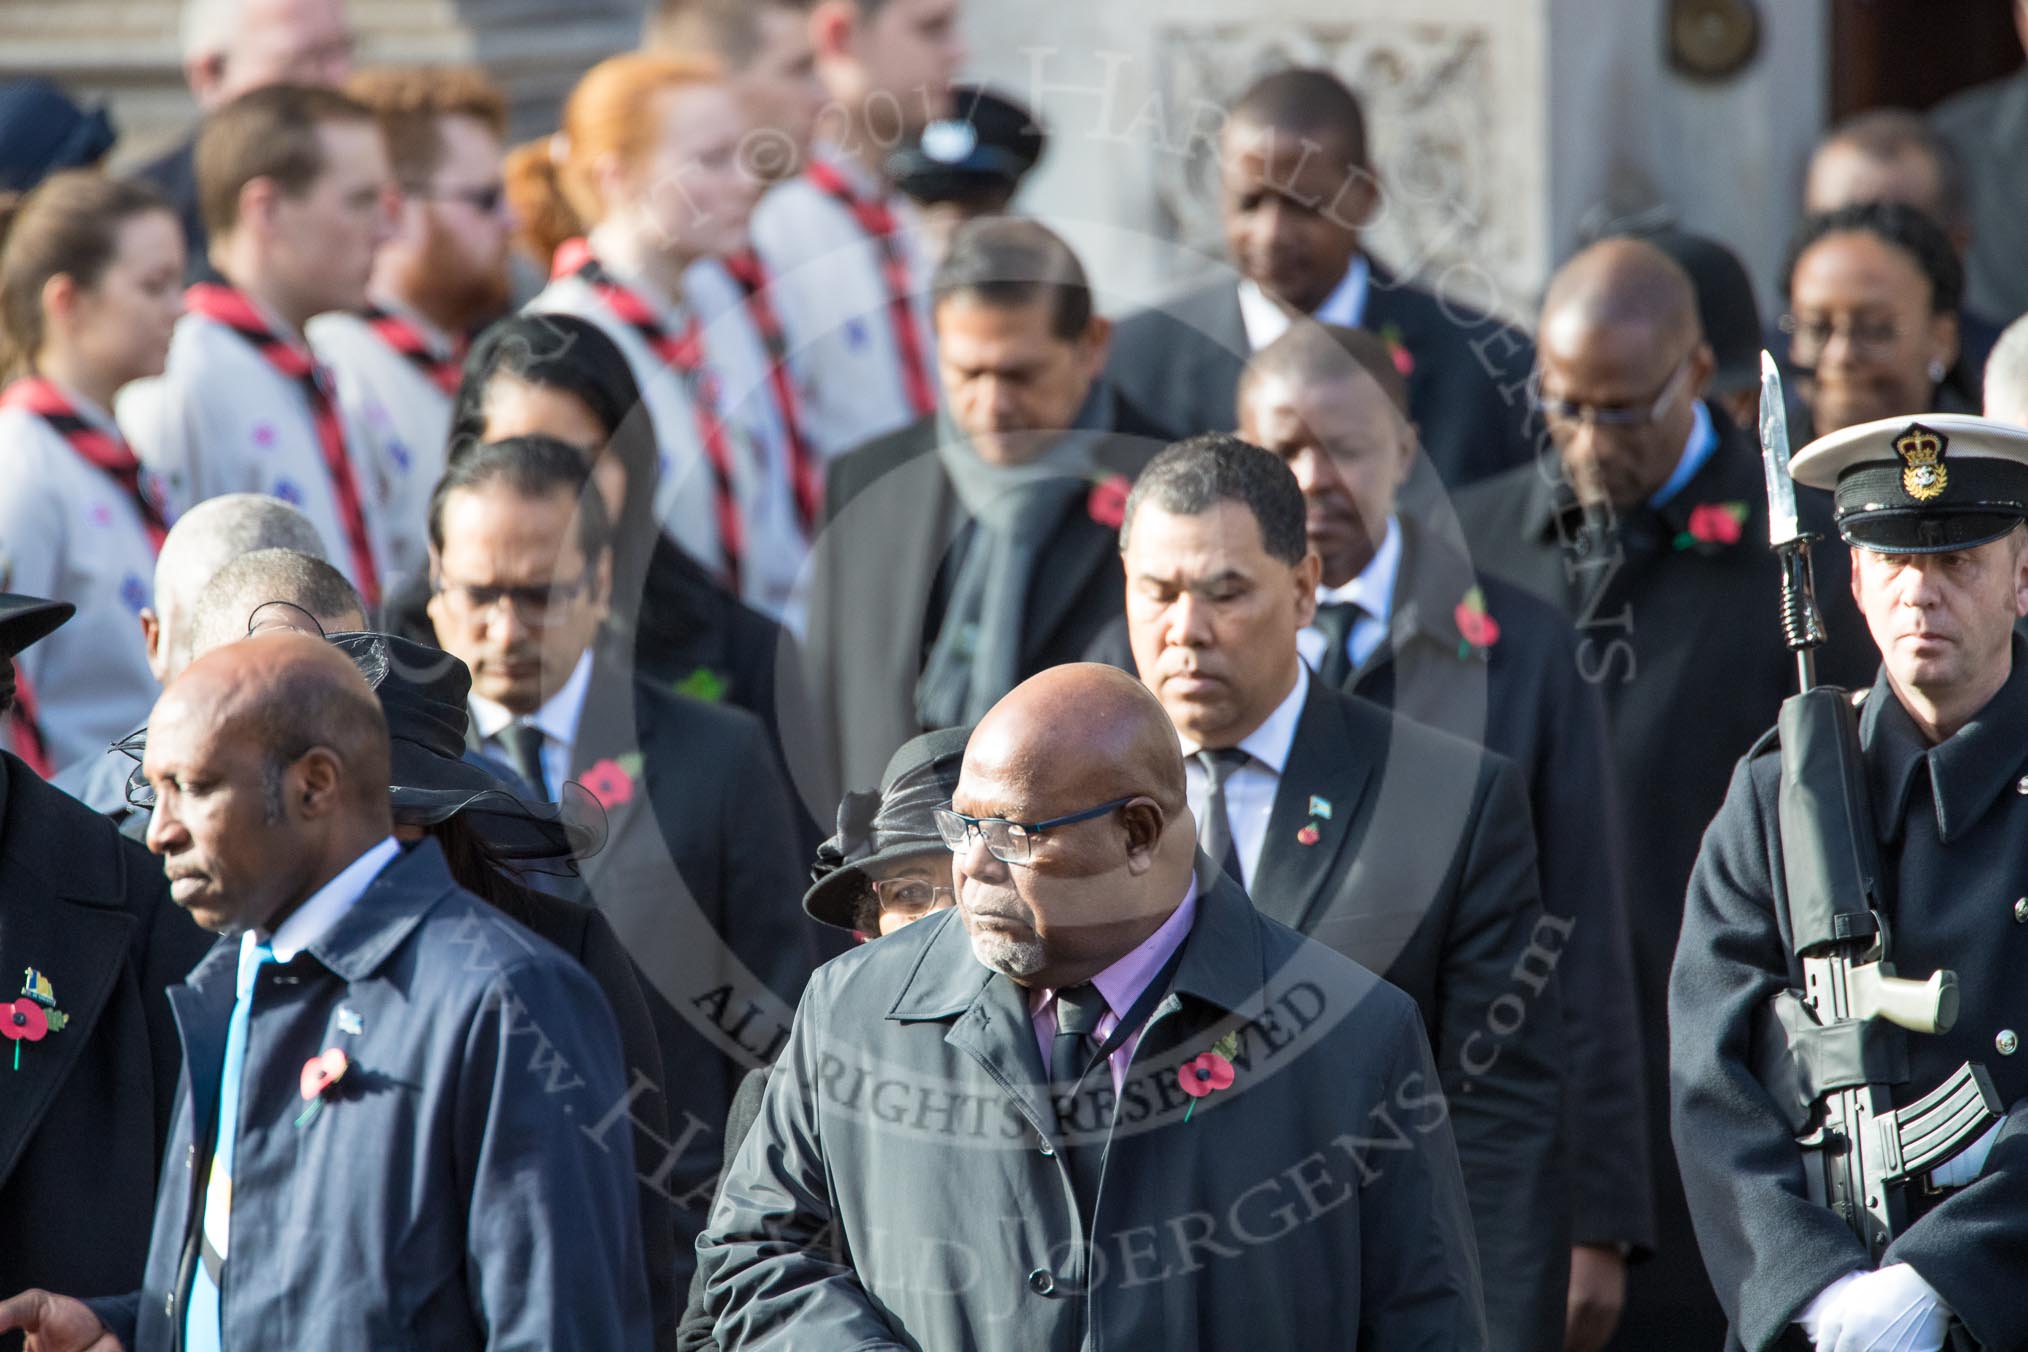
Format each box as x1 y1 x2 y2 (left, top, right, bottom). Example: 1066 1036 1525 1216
1237 253 1372 352
1180 663 1310 887
467 648 595 797
0 389 162 769
747 143 938 458
1297 513 1401 679
263 834 401 962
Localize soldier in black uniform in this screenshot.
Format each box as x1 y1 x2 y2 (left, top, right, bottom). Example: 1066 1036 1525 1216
1671 412 2028 1352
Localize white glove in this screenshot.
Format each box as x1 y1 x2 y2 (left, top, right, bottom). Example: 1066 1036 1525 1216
1810 1264 1950 1352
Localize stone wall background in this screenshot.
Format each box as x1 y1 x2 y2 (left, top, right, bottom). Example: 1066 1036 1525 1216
6 0 1827 324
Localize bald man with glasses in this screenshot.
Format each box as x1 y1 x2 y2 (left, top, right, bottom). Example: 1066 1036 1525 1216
700 661 1486 1351
1454 238 1877 1349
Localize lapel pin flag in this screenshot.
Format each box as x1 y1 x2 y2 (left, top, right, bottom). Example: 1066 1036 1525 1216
1307 795 1333 820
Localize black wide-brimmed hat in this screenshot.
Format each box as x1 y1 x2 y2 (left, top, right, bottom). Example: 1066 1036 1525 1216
804 726 970 931
325 632 606 866
0 594 74 659
120 630 605 868
892 86 1047 204
1790 413 2028 554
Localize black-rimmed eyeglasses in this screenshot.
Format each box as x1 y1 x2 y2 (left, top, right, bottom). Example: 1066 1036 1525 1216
933 796 1136 865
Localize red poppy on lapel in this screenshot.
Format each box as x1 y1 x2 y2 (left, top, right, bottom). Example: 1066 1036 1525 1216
1178 1051 1236 1121
580 757 637 810
1087 474 1130 529
1678 500 1748 549
1453 586 1501 651
296 1047 350 1125
1378 322 1415 378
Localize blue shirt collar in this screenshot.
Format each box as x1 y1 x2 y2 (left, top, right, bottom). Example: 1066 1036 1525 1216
1649 400 1717 510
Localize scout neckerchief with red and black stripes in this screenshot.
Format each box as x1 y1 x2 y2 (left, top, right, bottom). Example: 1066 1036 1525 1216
801 158 938 420
555 241 746 595
0 376 169 551
722 249 821 535
183 283 381 606
363 303 466 396
5 666 53 778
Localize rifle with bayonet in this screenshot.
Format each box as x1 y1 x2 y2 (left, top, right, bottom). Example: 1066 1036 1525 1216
1753 351 2002 1259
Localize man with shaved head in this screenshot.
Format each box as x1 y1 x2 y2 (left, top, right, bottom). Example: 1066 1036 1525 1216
701 661 1487 1349
1456 239 1874 1350
1231 332 1653 1351
0 632 652 1351
183 547 365 657
1106 65 1536 489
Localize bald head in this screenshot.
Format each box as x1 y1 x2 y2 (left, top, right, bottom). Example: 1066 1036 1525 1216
146 631 391 935
1537 239 1715 510
968 663 1187 816
148 494 329 681
952 664 1196 989
1541 238 1702 354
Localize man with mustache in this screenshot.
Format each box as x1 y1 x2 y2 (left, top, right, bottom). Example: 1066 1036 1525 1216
1120 434 1566 1352
701 660 1486 1349
311 66 518 582
1672 414 2028 1352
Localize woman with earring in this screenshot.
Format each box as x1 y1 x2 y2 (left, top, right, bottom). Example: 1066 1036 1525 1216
0 172 184 773
1780 201 1967 439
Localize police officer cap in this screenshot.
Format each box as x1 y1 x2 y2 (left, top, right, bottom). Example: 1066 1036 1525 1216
1790 412 2028 553
892 86 1047 205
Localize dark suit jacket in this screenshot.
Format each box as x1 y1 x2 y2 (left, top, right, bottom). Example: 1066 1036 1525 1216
793 389 1164 802
1251 676 1568 1352
1346 511 1652 1254
1453 406 1876 1349
498 882 678 1350
1673 639 2028 1351
87 839 651 1350
675 1063 773 1352
1103 261 1538 489
555 659 817 1289
0 754 210 1348
700 875 1488 1351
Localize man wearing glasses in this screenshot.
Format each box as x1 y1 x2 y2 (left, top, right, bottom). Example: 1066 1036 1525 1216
311 66 519 582
1455 237 1875 1350
425 434 813 1292
701 661 1487 1350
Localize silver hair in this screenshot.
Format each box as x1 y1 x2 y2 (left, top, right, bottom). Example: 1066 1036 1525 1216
152 494 329 666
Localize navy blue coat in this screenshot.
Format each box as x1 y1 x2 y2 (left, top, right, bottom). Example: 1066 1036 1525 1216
86 838 651 1351
1672 640 2028 1352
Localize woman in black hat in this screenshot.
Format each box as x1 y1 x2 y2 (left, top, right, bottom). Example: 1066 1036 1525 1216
675 725 967 1352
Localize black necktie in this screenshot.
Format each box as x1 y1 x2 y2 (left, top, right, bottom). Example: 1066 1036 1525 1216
1050 983 1108 1219
501 720 549 801
1311 600 1362 688
1195 747 1252 887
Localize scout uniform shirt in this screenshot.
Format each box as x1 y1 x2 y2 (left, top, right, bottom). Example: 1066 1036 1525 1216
747 142 940 460
0 380 163 770
117 286 397 605
528 237 806 621
307 299 465 583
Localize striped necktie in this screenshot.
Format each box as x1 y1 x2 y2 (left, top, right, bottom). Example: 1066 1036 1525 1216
184 937 274 1352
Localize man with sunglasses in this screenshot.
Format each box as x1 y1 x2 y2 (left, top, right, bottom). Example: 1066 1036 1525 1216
425 434 814 1294
311 66 518 582
1455 237 1875 1350
701 661 1486 1350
